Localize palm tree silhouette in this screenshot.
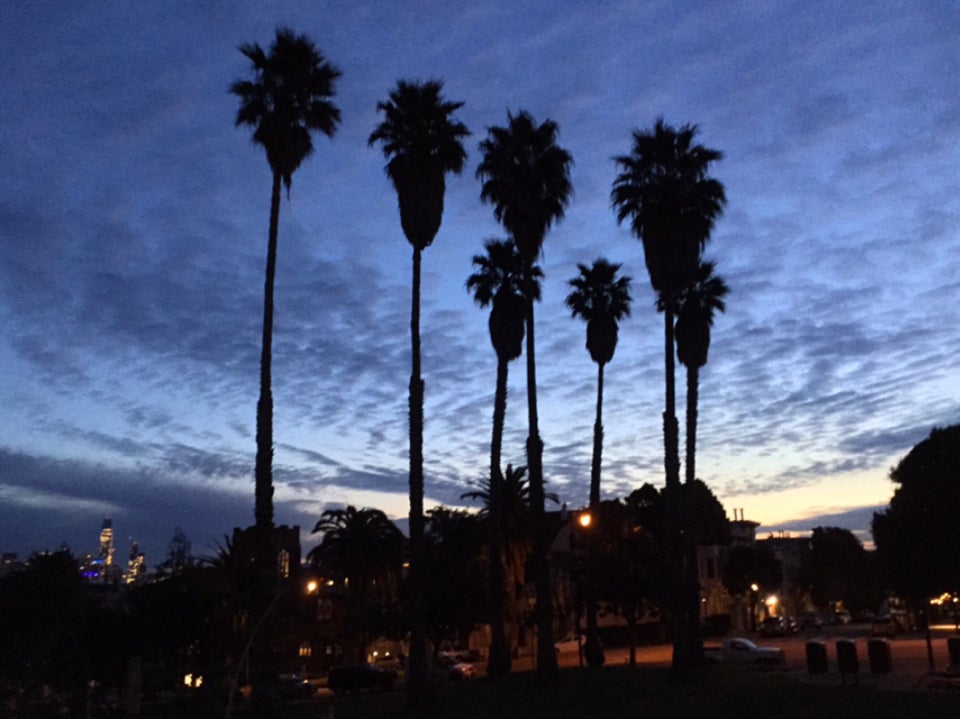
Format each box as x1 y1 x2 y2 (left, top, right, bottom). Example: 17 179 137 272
466 240 541 676
230 27 340 577
477 111 572 678
565 258 632 666
675 259 728 486
369 79 468 707
462 464 558 662
308 506 405 662
611 119 725 676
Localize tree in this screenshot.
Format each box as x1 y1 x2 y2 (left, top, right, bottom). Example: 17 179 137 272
423 508 487 651
462 464 557 660
675 259 728 486
873 424 960 603
477 110 573 678
231 28 341 583
369 79 469 707
565 258 632 666
723 544 782 632
156 526 194 576
466 238 541 676
806 526 880 614
308 506 406 660
611 119 725 675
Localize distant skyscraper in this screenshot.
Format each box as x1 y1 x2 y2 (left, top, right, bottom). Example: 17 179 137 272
99 517 115 567
126 539 145 584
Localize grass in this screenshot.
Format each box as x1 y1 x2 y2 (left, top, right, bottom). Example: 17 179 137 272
285 665 960 719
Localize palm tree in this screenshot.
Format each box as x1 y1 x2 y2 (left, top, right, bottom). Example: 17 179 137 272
230 28 340 578
565 258 632 666
369 79 468 707
462 464 558 660
308 506 406 661
477 111 572 678
675 260 728 486
466 238 541 676
611 119 725 676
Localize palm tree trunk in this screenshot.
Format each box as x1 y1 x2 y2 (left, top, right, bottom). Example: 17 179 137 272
407 246 430 708
584 362 605 667
487 356 512 677
685 364 699 485
254 171 280 537
524 291 558 678
662 300 686 675
684 363 704 666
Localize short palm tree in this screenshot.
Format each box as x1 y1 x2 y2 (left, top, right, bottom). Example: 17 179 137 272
477 111 572 678
231 27 340 579
565 258 632 666
466 239 541 676
611 119 725 676
369 79 468 707
308 506 406 661
675 260 728 486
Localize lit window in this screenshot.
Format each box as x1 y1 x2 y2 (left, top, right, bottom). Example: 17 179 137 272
299 642 312 657
278 549 290 578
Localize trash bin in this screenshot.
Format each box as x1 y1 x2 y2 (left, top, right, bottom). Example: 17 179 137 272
867 638 891 674
948 636 960 669
806 640 828 674
836 639 859 685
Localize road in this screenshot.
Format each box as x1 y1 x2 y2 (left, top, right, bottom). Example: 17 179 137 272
557 623 960 691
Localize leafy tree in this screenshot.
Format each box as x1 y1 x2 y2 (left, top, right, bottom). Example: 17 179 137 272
156 526 194 576
873 424 960 603
674 259 728 486
423 508 487 651
722 545 783 598
806 526 880 614
571 499 660 667
466 238 541 676
0 550 127 715
565 258 632 666
612 119 725 675
477 110 573 678
369 79 468 707
231 28 341 584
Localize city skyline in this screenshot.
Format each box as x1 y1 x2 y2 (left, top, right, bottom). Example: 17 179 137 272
1 2 958 563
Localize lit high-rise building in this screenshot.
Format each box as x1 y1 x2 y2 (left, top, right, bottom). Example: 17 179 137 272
99 517 115 567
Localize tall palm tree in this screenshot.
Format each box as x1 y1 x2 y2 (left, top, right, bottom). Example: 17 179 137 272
466 238 541 677
675 259 728 486
369 79 468 707
565 258 632 666
231 27 340 582
477 111 573 678
611 119 725 676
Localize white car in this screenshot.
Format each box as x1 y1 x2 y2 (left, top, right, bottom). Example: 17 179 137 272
554 633 584 654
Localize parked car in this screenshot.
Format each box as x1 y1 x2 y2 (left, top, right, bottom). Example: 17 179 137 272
799 611 824 630
554 633 585 654
704 637 786 666
832 609 852 625
871 615 898 637
759 616 791 637
437 654 476 679
327 664 396 696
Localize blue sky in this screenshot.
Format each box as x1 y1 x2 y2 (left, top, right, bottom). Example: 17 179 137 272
1 1 958 565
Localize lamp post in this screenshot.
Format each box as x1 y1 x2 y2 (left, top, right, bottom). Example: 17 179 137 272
750 583 759 633
577 510 605 668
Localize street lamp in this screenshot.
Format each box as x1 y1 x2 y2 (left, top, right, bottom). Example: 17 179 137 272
750 583 759 632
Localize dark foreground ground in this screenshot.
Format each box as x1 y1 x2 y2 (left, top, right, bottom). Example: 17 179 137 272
280 663 960 719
